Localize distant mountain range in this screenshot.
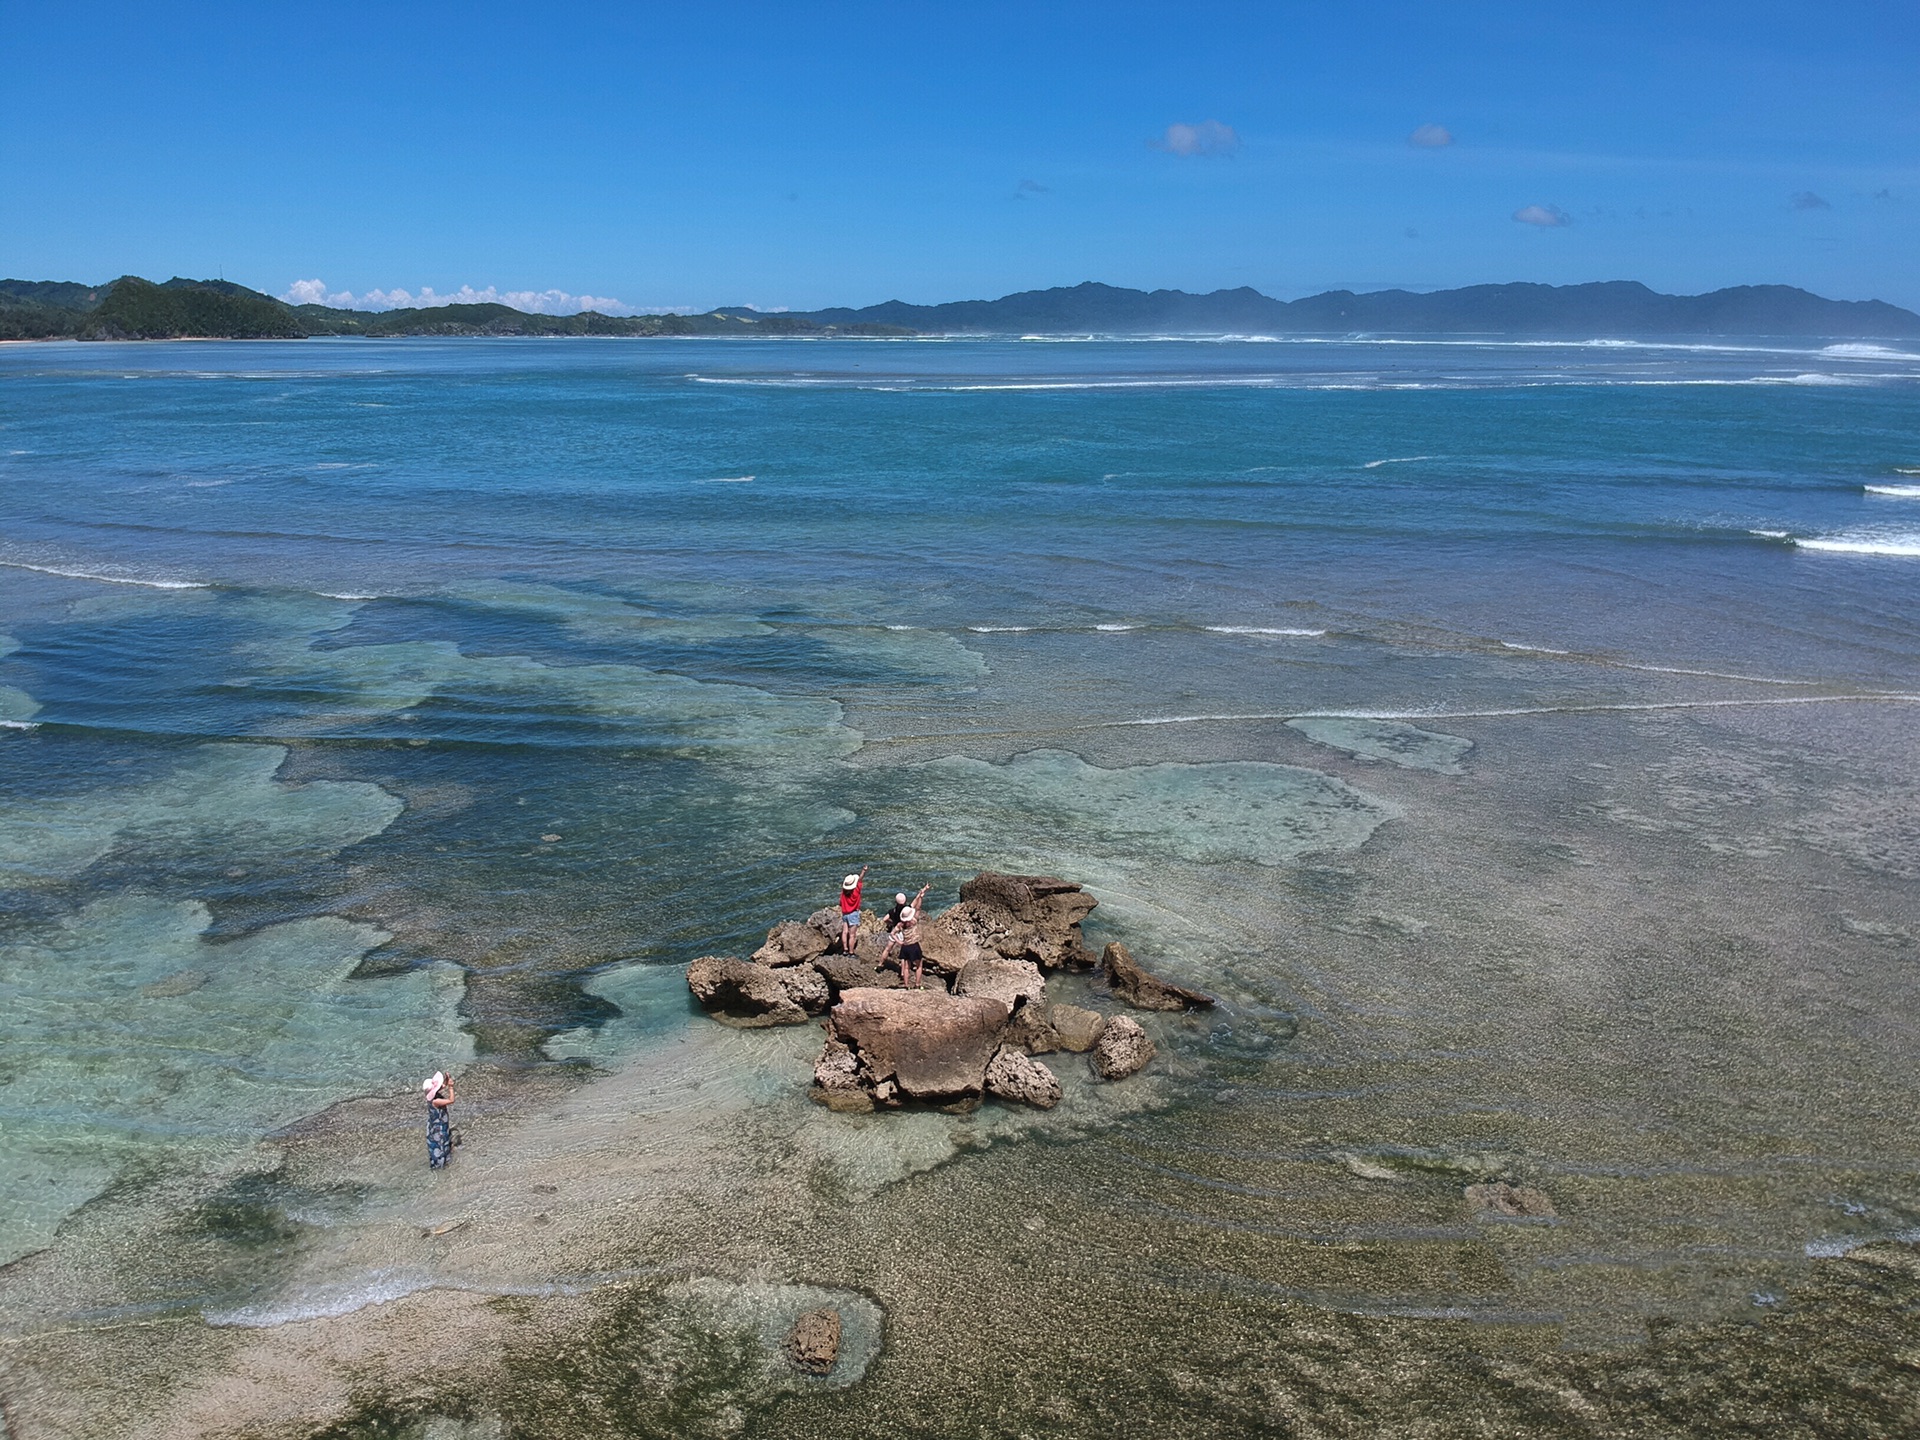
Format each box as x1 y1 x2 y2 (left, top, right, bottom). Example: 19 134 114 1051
5 274 1918 340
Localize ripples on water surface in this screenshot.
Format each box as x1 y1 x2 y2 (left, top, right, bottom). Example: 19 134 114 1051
2 336 1919 1434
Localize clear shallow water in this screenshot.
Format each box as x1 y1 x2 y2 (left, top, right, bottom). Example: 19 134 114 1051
2 336 1920 1427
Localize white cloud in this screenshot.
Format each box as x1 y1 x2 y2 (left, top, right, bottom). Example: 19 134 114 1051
1153 120 1240 157
1408 123 1453 148
1512 204 1573 227
279 280 642 316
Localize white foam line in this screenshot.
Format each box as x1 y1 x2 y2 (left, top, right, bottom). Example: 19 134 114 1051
1865 485 1920 498
318 592 382 601
203 1265 668 1328
694 475 755 483
967 625 1034 633
1 719 39 731
1362 455 1433 469
1115 695 1920 726
0 560 209 589
1095 624 1137 632
1503 639 1817 686
865 692 1920 747
1205 625 1327 636
1797 537 1920 557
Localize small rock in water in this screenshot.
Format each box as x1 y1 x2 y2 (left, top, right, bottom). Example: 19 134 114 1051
1091 1015 1155 1079
984 1044 1063 1109
1049 1003 1107 1052
786 1307 842 1374
540 833 561 842
1463 1181 1557 1219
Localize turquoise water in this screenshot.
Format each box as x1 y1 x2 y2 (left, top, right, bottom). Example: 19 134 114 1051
2 335 1919 1361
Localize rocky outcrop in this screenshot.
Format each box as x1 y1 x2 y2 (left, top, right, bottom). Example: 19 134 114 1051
1101 942 1215 1012
686 955 827 1027
824 989 1011 1101
1464 1182 1557 1219
984 1045 1062 1109
786 1308 842 1374
1091 1014 1155 1079
953 872 1099 970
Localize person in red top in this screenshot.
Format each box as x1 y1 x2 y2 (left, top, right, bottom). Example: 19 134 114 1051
838 865 868 955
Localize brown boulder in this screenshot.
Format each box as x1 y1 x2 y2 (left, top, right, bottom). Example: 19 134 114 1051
1102 942 1215 1012
687 955 812 1027
984 1045 1063 1109
1049 1003 1108 1053
809 1036 875 1112
828 989 1010 1100
786 1308 842 1374
753 919 830 967
1464 1182 1557 1219
1091 1014 1155 1079
815 950 899 995
1003 1001 1060 1054
954 955 1047 1010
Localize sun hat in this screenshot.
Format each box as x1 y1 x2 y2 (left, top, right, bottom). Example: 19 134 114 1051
422 1071 446 1095
842 873 860 890
900 907 916 922
895 893 907 904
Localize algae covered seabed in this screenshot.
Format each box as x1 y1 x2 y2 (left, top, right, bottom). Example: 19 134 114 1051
2 338 1919 1437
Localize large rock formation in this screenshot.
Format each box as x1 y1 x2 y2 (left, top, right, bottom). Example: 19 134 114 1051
1101 941 1215 1012
700 872 1171 1109
686 955 827 1027
825 989 1012 1101
1091 1014 1155 1079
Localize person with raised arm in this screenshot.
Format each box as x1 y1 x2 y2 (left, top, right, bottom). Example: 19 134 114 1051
881 884 932 988
838 865 869 956
423 1070 456 1170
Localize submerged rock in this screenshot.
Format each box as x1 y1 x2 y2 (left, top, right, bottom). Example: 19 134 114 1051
1102 941 1215 1012
1465 1182 1557 1219
686 955 825 1027
1091 1015 1155 1079
826 989 1010 1101
1049 1003 1107 1053
985 1044 1062 1109
786 1307 842 1375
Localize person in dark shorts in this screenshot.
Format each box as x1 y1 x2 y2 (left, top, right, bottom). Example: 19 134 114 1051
838 865 869 955
882 884 931 988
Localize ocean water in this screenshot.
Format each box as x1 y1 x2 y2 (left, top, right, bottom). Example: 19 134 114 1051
3 335 1920 1434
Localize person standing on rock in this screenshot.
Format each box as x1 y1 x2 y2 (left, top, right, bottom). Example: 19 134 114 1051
423 1070 455 1170
884 891 909 930
838 865 869 956
881 884 931 988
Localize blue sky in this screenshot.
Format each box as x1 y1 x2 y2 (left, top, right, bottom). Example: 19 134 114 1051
5 1 1916 311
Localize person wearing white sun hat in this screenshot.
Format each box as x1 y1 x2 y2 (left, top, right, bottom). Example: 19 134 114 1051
837 864 869 956
881 883 931 988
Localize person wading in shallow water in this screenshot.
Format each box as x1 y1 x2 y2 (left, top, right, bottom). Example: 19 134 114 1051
881 884 931 988
423 1070 455 1169
839 865 869 956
